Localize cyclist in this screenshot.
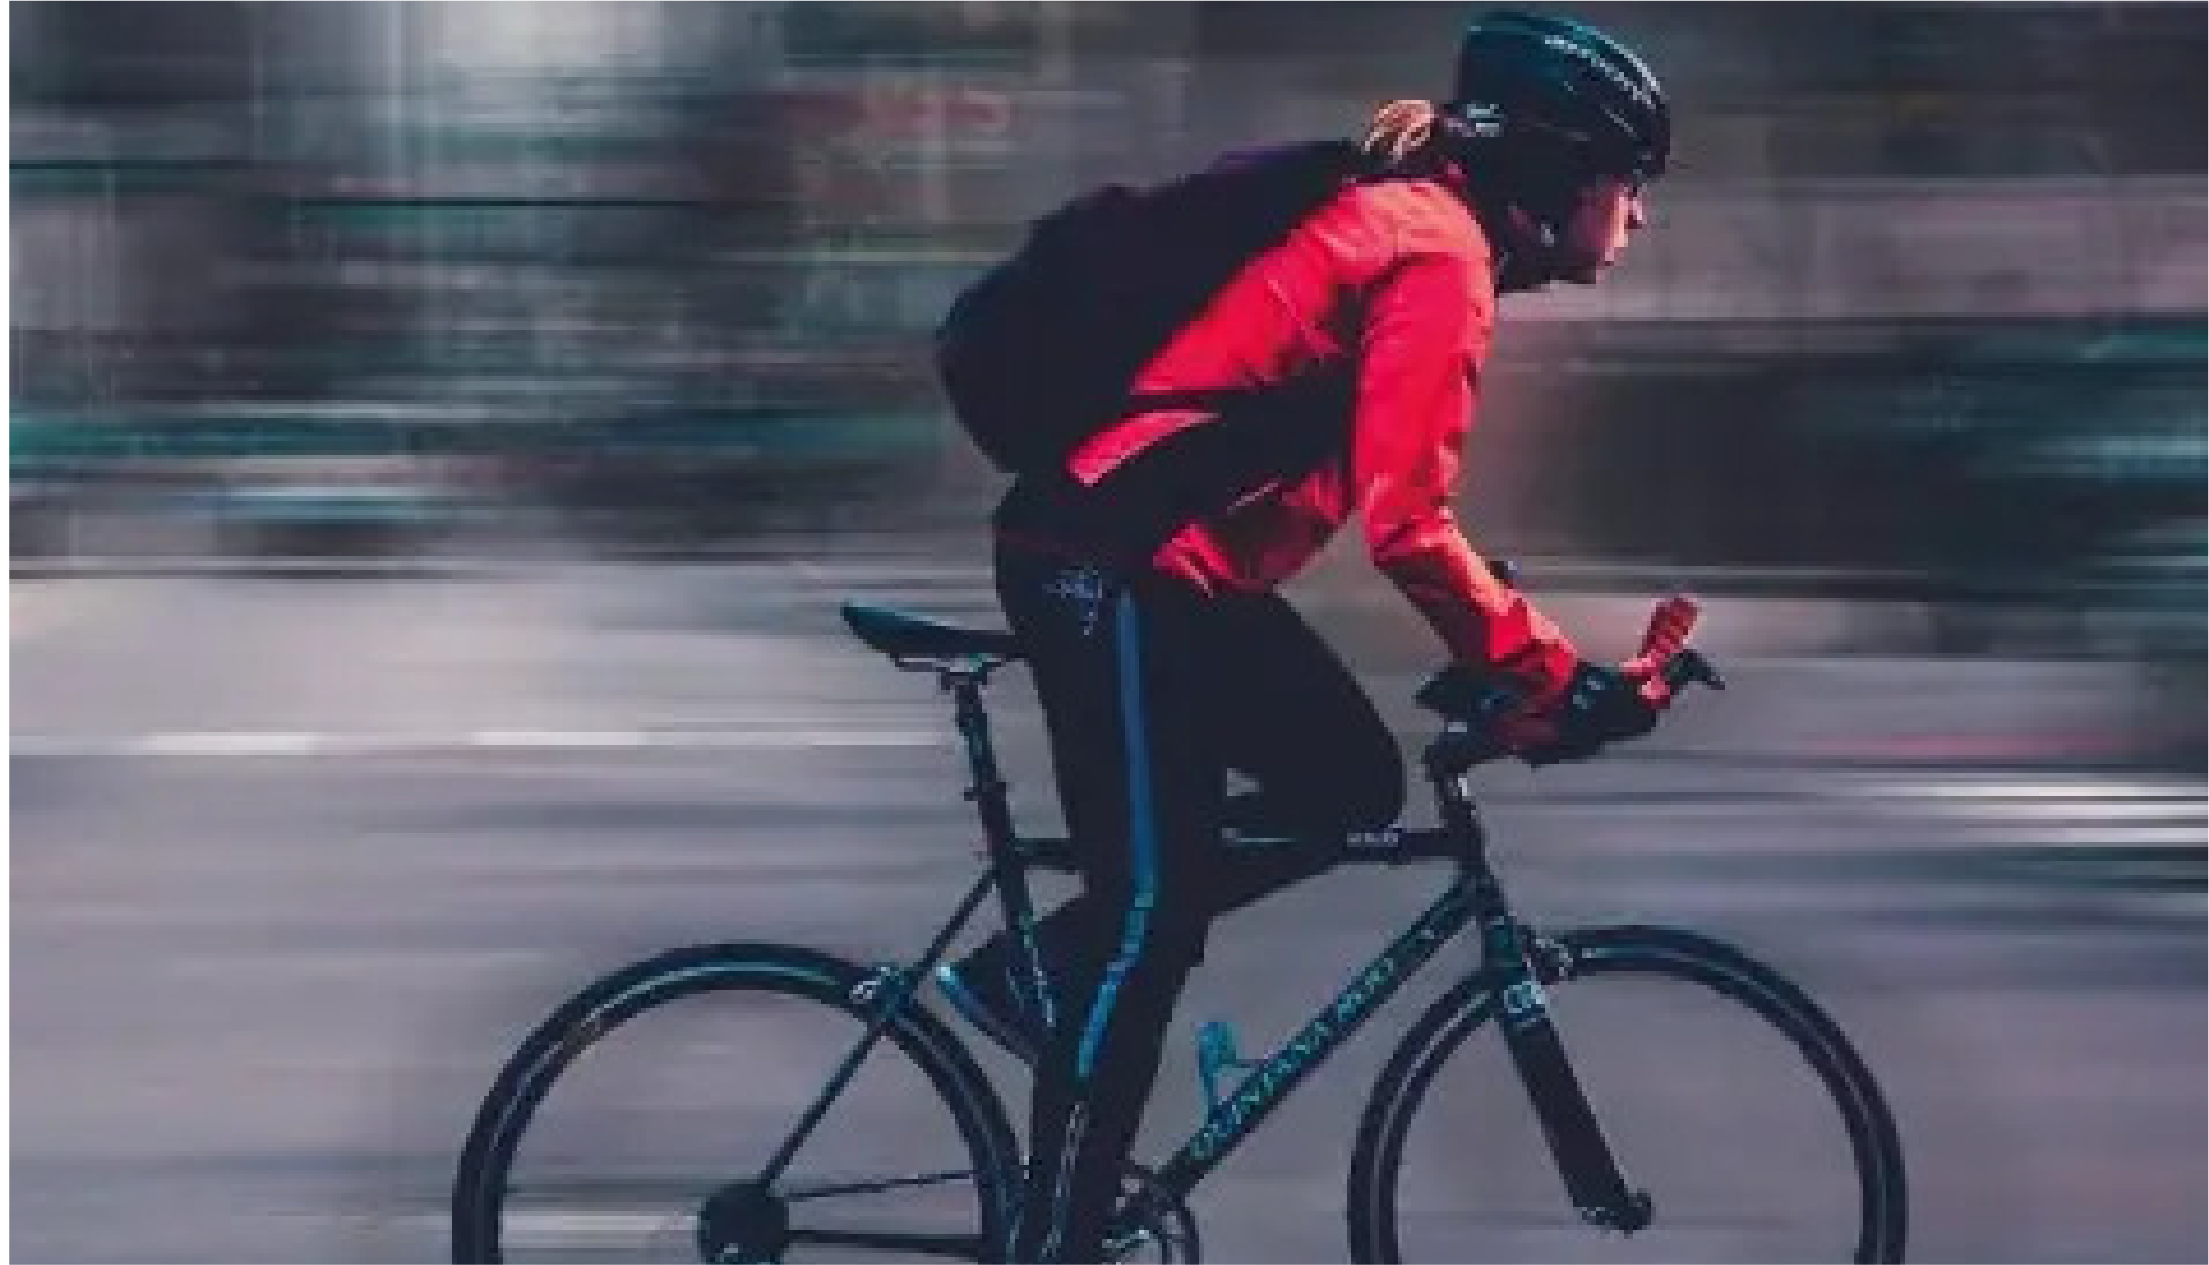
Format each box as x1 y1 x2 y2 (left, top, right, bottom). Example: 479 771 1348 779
940 12 1676 1260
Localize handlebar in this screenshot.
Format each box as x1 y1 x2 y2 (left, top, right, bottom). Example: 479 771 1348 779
1416 573 1724 769
1413 636 1722 725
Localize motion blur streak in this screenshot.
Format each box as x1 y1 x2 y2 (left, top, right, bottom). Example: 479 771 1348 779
12 1 2205 628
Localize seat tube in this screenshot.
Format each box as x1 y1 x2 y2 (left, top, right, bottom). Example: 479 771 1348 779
947 671 1055 1020
949 673 1023 863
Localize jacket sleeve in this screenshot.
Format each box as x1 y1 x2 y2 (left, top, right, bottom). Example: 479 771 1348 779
1352 248 1579 703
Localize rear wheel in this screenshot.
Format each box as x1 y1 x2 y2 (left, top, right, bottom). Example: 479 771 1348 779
1349 926 1906 1262
453 943 1017 1262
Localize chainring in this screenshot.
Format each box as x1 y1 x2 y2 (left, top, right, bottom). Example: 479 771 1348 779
1105 1163 1202 1263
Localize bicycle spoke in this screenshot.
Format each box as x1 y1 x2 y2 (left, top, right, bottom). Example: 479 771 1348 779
1360 933 1899 1263
786 1226 983 1258
761 876 996 1185
460 950 1011 1264
783 1169 980 1203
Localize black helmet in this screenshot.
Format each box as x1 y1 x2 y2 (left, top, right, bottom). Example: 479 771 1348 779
1450 10 1668 182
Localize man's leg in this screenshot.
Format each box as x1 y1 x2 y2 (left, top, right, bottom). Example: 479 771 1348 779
1202 590 1406 913
996 554 1223 1261
954 589 1402 1046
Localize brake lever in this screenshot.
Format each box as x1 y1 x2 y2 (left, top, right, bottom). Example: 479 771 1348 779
1662 647 1726 693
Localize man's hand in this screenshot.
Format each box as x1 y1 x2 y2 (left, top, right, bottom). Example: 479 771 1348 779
1498 659 1663 765
1417 595 1703 764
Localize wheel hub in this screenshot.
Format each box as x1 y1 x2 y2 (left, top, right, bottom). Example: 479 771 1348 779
696 1180 789 1264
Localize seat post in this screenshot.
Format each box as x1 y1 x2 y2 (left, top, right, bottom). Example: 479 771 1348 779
944 666 1039 892
943 667 1017 852
943 665 1057 1026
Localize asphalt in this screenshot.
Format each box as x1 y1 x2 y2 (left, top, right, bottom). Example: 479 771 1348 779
11 558 2205 1262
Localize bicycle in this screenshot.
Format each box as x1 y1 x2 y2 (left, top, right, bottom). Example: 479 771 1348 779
453 596 1908 1263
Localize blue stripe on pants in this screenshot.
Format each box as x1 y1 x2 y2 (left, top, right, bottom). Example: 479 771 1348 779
1075 589 1159 1079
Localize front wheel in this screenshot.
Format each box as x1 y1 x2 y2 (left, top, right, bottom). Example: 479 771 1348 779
453 943 1019 1262
1349 926 1906 1263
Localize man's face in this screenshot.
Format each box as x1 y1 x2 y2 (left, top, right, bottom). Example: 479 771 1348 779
1554 176 1647 283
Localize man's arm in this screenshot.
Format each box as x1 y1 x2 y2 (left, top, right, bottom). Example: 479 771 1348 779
1352 248 1578 704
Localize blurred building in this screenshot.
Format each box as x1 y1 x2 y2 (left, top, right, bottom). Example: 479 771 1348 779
10 2 2205 652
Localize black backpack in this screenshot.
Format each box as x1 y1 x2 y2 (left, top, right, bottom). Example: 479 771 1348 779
934 140 1371 475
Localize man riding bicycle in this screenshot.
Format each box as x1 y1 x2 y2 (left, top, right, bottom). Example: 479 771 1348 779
938 12 1679 1261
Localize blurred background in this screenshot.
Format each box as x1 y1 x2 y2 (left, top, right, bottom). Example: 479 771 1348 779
12 4 2205 1262
11 0 2206 638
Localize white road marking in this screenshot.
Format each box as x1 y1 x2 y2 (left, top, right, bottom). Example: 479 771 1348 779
1857 780 2206 801
11 727 952 758
133 732 330 757
10 734 2203 851
468 728 654 750
1827 778 2207 848
1893 801 2205 822
493 1211 698 1257
1941 825 2205 847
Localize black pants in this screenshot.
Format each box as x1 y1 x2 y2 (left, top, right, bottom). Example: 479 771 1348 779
995 542 1403 1262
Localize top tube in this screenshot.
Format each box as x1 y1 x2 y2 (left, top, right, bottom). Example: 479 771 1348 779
1015 826 1461 874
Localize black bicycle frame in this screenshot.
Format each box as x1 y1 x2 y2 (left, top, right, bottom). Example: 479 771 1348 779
1133 744 1648 1234
1153 863 1474 1192
762 664 1648 1243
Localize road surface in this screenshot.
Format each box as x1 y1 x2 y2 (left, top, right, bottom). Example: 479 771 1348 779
12 557 2204 1262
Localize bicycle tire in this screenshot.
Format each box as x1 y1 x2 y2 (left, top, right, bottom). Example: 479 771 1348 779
1348 925 1907 1263
452 942 1019 1263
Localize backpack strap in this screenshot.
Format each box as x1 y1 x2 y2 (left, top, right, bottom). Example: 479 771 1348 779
1119 387 1256 416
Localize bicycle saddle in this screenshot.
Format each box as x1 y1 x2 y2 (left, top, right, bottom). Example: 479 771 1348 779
840 602 1022 665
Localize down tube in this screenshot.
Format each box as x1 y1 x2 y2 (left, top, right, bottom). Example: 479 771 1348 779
1152 883 1474 1199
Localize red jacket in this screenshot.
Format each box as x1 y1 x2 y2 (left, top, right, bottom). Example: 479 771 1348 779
1060 169 1579 702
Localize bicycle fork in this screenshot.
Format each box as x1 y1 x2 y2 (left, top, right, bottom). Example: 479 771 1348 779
1480 911 1653 1234
1432 741 1650 1237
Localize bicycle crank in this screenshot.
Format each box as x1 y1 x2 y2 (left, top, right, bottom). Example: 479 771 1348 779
1104 1163 1202 1263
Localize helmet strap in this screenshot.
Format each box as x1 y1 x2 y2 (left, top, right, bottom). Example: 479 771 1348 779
1467 193 1571 294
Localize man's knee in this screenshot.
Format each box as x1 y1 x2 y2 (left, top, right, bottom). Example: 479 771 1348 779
1339 754 1406 830
1249 753 1405 835
1319 721 1407 829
